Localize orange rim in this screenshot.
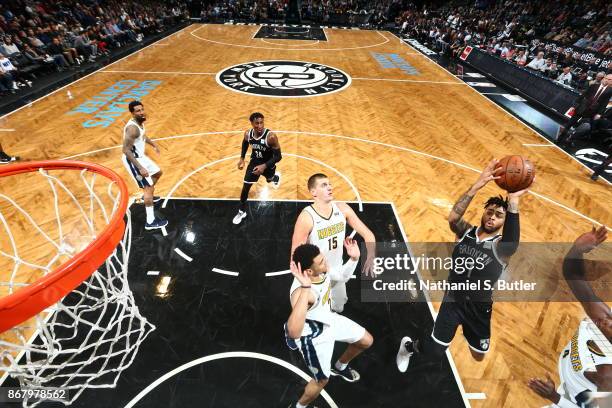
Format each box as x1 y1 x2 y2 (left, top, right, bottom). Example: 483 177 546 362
0 160 129 333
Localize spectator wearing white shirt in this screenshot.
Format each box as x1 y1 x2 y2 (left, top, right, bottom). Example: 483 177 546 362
0 56 18 92
514 49 527 65
0 36 20 57
0 55 31 88
526 51 546 71
556 66 572 86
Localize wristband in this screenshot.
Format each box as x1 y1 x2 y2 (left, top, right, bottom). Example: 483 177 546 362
301 285 311 289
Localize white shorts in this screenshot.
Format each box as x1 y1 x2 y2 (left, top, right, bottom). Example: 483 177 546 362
297 313 365 381
122 155 160 189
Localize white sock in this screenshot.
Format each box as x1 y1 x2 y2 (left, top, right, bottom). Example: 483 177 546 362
335 361 347 371
295 402 307 408
145 205 155 223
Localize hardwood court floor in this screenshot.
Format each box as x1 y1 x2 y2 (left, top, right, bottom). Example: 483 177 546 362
0 24 611 407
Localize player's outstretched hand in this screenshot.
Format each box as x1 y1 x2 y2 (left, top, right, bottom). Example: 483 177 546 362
290 261 311 287
139 167 149 178
237 158 245 170
344 237 360 260
572 225 608 254
527 374 560 404
360 241 377 279
472 159 502 192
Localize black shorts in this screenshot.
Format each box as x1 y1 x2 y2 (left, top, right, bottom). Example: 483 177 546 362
244 160 276 184
432 297 492 353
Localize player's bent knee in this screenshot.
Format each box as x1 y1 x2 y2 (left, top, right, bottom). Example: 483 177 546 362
358 331 374 349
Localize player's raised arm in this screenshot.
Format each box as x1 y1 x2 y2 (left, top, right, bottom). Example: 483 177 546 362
286 261 314 339
449 159 500 238
290 210 314 262
495 188 528 258
336 202 376 277
327 238 360 282
563 226 610 329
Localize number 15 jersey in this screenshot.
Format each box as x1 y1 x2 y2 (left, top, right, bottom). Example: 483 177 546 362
304 203 346 272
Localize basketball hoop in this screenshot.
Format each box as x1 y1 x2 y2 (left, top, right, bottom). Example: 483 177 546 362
0 160 155 407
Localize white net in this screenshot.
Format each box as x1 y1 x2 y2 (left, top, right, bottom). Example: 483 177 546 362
0 165 155 407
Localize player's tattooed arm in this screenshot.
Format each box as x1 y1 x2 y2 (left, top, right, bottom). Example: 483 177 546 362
122 125 144 172
448 189 474 238
449 159 502 238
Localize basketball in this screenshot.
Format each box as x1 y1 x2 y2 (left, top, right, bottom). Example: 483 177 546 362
494 155 535 192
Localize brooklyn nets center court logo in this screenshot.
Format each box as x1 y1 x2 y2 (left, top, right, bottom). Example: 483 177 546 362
215 60 351 97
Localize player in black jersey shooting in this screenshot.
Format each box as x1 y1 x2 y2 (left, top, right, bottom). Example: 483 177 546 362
397 159 529 371
233 112 282 225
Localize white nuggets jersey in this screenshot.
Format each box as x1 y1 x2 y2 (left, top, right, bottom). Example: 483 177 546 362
304 203 346 271
123 119 146 158
290 274 333 335
559 319 612 404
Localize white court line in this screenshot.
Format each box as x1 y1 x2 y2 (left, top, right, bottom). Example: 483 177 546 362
388 31 612 186
0 128 15 131
162 153 363 213
260 38 321 47
353 77 466 85
168 197 392 204
123 352 339 408
190 24 389 51
61 130 243 160
0 25 191 121
465 393 487 400
211 268 239 277
62 130 610 230
264 270 291 277
522 143 555 147
389 202 472 408
173 247 193 262
164 197 392 204
100 71 462 85
101 70 216 75
147 271 160 276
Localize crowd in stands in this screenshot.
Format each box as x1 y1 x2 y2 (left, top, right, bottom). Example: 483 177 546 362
200 0 396 26
398 0 611 90
0 0 186 96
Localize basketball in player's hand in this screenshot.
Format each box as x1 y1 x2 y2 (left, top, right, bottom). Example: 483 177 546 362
494 155 535 192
